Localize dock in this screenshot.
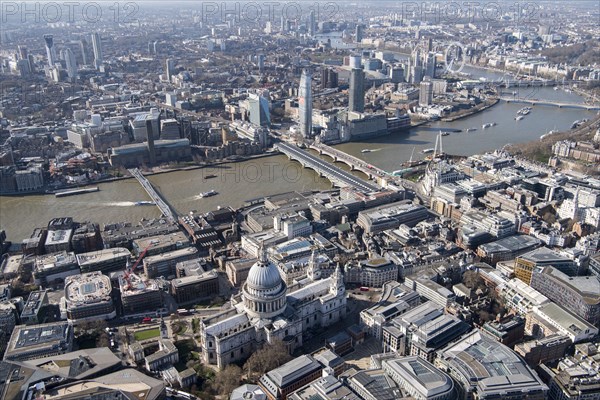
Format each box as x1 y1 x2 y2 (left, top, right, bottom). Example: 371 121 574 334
128 168 178 224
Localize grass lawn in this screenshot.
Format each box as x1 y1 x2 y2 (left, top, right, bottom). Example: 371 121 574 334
134 328 160 341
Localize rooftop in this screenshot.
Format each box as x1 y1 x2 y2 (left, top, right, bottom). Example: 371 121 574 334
65 272 112 306
171 270 218 287
262 355 321 387
347 368 400 400
45 229 72 246
440 330 548 396
5 322 72 359
535 303 599 338
119 272 160 296
289 375 359 400
42 368 165 400
22 347 121 379
518 247 571 264
479 235 541 254
76 248 130 266
535 267 600 305
143 247 198 264
21 290 48 317
35 251 78 271
383 356 453 397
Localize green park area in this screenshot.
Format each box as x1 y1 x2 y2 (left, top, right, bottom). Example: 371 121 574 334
134 328 160 341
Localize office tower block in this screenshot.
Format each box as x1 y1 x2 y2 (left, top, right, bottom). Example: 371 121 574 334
91 32 103 69
349 68 365 113
349 54 362 69
425 52 436 78
258 54 265 72
419 77 433 106
355 25 364 42
309 10 316 36
79 39 90 65
44 35 56 66
17 45 28 60
64 48 77 80
321 67 329 89
248 94 270 127
166 58 175 80
298 69 313 139
146 118 156 165
327 68 339 88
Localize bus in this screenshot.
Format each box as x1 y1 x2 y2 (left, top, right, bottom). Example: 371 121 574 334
177 309 192 316
359 286 370 292
141 317 153 324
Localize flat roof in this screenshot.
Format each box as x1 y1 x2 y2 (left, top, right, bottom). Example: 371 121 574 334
171 270 218 287
35 251 78 273
519 247 571 264
263 355 321 387
536 303 598 337
479 235 541 254
45 229 72 245
399 302 443 327
348 369 399 400
22 347 120 379
143 247 198 264
65 272 112 305
132 231 189 250
21 290 47 317
76 248 130 266
2 255 22 274
43 368 164 400
383 356 453 397
5 322 71 358
440 330 547 396
119 272 160 296
536 267 600 305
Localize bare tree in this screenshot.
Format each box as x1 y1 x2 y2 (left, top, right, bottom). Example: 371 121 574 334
210 364 242 394
244 339 292 381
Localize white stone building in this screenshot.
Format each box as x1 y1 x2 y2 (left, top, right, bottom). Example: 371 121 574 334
199 244 347 369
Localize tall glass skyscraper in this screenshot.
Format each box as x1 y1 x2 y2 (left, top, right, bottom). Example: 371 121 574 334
91 32 103 69
44 35 56 66
298 69 312 139
64 48 77 80
349 68 365 113
248 93 270 127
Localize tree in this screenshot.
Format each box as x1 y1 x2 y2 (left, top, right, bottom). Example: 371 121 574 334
210 364 242 394
97 332 110 348
478 310 492 323
462 270 480 289
243 339 292 381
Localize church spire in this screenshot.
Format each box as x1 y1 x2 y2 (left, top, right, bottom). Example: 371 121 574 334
330 262 345 296
307 249 320 281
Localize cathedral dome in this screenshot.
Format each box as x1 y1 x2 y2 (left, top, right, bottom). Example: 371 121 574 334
243 244 287 319
246 256 282 291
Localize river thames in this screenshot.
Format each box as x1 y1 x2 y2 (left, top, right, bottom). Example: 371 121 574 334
0 66 597 242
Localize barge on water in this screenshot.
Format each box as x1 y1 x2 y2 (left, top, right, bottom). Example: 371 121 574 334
55 187 99 197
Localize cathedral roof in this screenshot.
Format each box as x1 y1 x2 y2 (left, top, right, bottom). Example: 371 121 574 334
246 244 283 292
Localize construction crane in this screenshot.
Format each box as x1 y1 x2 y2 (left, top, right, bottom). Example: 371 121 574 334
122 244 154 291
131 244 153 271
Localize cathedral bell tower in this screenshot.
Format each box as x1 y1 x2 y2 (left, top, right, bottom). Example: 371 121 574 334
329 262 345 296
307 249 321 281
